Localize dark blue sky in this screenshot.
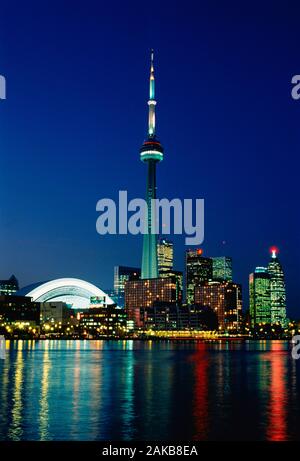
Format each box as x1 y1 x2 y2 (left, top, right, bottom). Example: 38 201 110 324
0 0 299 315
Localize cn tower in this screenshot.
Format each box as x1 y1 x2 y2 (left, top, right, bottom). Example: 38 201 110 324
140 50 164 279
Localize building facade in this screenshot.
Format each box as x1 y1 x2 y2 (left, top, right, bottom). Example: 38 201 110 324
212 257 232 282
194 281 242 332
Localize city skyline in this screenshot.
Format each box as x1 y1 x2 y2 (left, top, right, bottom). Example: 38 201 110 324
0 0 299 316
1 1 300 447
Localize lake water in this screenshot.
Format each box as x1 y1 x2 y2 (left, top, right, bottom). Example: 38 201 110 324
0 340 299 441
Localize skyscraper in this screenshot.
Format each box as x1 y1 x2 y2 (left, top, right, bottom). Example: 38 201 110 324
212 257 233 282
267 247 287 325
140 50 164 279
249 267 271 326
157 238 173 274
185 249 213 304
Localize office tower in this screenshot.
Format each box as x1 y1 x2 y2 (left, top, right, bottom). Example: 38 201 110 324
113 266 141 307
157 238 173 274
267 247 287 325
0 275 19 296
140 50 164 279
194 280 242 331
185 249 213 304
249 267 271 326
125 277 177 327
212 257 233 282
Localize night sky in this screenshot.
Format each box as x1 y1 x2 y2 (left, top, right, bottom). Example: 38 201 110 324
0 0 299 316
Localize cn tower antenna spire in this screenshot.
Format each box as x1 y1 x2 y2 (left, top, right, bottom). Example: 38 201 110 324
150 49 154 95
148 49 156 137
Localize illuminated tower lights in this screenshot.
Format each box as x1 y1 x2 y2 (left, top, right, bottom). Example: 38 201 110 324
140 50 164 279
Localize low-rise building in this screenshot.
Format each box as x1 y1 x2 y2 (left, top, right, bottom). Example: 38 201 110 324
0 295 40 329
79 305 127 337
40 301 75 327
140 302 218 331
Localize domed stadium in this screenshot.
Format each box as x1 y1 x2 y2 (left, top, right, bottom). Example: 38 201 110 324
17 277 115 310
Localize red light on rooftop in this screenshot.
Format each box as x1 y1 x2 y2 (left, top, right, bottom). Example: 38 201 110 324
270 246 279 257
197 249 203 255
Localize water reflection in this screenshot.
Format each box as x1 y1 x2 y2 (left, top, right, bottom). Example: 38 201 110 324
39 346 50 440
192 344 209 440
0 340 299 441
266 342 288 441
8 342 24 440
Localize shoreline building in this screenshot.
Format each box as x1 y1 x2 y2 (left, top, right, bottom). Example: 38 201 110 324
249 267 271 326
140 50 164 279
